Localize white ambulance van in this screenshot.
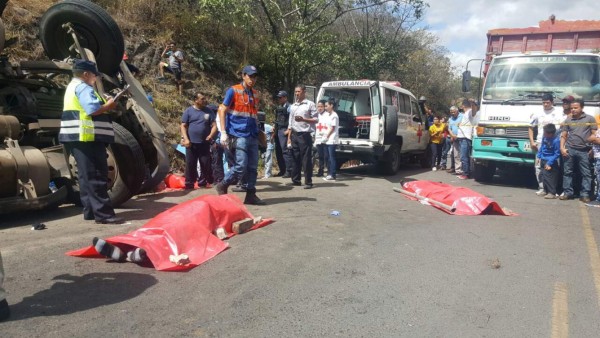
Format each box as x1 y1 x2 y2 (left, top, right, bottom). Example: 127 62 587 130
315 80 430 174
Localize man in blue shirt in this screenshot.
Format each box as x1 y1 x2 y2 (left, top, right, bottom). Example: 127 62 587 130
181 92 217 189
537 123 561 198
261 123 275 178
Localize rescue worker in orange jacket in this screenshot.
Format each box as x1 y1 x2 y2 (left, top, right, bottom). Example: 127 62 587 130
214 65 265 205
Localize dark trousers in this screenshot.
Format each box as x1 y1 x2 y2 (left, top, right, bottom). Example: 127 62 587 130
65 142 115 221
316 143 328 175
275 129 293 175
541 159 560 195
563 147 592 197
185 142 212 188
291 131 313 185
441 137 451 167
211 141 225 184
326 144 337 178
430 142 443 167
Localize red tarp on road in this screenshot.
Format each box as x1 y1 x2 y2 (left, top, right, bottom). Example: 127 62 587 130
400 180 515 216
67 194 273 271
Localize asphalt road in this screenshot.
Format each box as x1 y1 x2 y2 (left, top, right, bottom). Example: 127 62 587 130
1 164 600 337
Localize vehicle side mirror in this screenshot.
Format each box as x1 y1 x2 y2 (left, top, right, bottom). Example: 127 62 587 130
462 70 471 93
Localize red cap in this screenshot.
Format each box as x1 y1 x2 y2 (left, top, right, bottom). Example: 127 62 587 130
562 95 574 103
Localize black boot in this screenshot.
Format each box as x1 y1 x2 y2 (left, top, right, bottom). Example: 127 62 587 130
244 188 266 205
215 182 229 195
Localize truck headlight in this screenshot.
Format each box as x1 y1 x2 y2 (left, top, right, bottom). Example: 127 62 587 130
495 128 506 135
484 128 494 135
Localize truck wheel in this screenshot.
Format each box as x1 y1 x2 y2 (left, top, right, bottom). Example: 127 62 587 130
107 123 146 206
39 0 124 75
379 143 401 175
473 162 495 183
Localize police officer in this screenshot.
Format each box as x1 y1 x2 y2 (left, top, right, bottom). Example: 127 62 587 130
274 90 293 178
59 60 124 224
215 65 265 205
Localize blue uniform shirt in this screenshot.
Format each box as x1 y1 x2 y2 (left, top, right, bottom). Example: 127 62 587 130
448 113 463 136
182 106 215 143
75 82 102 116
222 86 259 138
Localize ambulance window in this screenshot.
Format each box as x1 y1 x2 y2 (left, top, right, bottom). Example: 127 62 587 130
398 94 410 114
410 100 422 119
384 89 394 106
370 86 381 115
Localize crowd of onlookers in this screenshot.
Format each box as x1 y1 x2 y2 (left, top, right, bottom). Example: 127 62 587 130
426 95 600 206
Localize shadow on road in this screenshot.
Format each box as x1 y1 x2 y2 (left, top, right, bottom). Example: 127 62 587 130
261 197 317 205
8 272 157 321
0 205 83 229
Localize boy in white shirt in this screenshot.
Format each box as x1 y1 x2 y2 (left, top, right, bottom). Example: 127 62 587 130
314 100 327 177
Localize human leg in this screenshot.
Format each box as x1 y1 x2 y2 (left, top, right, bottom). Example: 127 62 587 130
316 143 325 176
217 137 249 194
275 130 286 175
264 148 273 178
71 142 116 221
441 138 450 168
459 138 472 176
453 139 462 173
211 142 224 184
327 144 337 179
184 144 200 188
242 137 264 205
562 152 575 197
291 133 302 184
197 143 212 186
430 143 439 169
300 133 313 186
573 148 593 198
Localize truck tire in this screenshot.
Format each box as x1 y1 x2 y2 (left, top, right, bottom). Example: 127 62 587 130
473 162 495 183
107 123 146 206
378 143 401 175
39 0 124 75
383 105 398 145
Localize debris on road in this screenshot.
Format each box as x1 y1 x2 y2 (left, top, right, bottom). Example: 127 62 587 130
330 210 340 216
31 223 47 230
491 258 501 269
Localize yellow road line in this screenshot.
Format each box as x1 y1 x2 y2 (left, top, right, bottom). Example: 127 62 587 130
580 204 600 310
551 282 569 338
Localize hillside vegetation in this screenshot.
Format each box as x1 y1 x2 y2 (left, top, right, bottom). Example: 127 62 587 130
3 0 466 169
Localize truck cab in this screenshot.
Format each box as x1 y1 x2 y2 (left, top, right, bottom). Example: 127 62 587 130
472 53 600 181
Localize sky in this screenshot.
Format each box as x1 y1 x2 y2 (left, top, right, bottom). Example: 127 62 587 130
422 0 600 74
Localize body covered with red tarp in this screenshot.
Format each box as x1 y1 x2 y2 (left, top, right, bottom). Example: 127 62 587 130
401 181 514 216
67 195 272 271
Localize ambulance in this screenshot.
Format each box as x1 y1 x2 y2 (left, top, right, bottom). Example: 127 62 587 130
315 80 430 174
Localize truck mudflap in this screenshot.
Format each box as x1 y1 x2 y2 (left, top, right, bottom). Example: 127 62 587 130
472 136 535 165
0 186 67 214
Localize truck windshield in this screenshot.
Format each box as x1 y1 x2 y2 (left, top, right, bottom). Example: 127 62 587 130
483 55 600 101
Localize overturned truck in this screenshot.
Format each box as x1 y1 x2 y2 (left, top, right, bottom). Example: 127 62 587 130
0 0 169 214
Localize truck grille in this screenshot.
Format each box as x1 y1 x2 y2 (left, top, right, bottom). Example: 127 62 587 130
505 127 529 139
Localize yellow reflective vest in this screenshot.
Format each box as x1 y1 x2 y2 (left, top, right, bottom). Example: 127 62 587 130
58 78 114 143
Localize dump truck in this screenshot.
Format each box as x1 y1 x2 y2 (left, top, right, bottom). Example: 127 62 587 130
0 0 169 213
464 17 600 182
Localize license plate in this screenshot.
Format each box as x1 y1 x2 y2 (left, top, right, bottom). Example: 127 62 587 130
523 142 531 152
